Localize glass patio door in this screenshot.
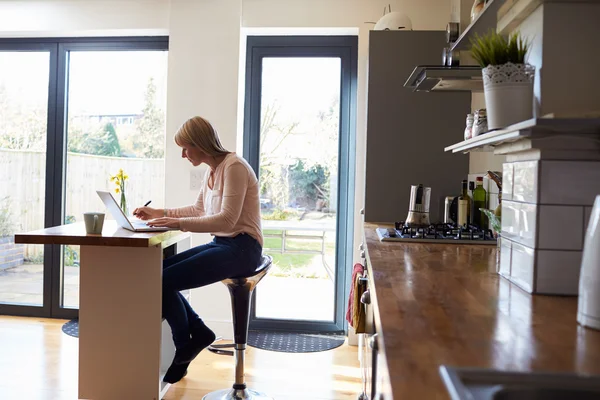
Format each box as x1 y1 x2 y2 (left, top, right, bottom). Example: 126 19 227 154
0 45 56 317
0 38 168 319
244 36 357 333
61 48 168 310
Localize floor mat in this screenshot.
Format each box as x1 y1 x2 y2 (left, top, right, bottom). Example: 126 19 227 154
247 330 344 353
62 321 344 353
62 319 79 338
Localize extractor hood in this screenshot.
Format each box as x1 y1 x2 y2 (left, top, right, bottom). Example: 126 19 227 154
404 65 483 92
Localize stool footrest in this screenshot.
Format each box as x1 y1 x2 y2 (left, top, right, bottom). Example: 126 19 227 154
208 347 234 356
211 343 236 349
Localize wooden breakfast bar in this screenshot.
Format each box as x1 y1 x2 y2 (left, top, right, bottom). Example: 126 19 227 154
15 221 191 400
363 223 600 399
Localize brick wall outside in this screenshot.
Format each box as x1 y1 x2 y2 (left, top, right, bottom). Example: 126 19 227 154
0 236 24 270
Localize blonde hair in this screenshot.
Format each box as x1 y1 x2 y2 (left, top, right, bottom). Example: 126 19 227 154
174 116 229 157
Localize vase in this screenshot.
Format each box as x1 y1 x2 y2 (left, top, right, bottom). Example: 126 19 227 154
578 195 600 330
482 62 535 129
119 192 128 216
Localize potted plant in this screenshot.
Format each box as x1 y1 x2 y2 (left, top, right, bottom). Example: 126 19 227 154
470 30 534 130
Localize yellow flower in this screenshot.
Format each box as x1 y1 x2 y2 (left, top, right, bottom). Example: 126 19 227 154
115 188 120 193
123 174 129 180
110 176 115 182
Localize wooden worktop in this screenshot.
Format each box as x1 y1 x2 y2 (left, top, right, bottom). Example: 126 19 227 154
364 223 600 399
15 220 189 248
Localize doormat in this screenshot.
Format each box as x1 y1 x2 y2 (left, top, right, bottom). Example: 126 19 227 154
247 330 344 353
62 319 79 338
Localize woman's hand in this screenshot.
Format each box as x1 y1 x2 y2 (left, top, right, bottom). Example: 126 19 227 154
147 217 181 229
133 207 163 220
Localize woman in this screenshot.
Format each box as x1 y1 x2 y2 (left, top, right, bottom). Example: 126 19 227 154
133 116 263 384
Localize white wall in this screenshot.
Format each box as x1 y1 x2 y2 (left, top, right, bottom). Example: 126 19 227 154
0 1 169 36
166 0 242 335
0 0 452 338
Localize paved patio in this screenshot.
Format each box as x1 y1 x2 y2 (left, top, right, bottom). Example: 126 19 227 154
0 264 335 321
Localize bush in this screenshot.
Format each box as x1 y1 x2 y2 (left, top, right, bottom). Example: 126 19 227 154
0 197 17 237
262 209 294 221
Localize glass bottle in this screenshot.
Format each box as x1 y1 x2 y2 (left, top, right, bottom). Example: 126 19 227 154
457 180 472 227
473 176 487 229
469 181 475 224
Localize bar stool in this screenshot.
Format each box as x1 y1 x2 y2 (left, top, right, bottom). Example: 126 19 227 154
203 254 273 400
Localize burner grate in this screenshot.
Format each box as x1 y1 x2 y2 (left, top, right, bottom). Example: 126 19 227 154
391 221 495 241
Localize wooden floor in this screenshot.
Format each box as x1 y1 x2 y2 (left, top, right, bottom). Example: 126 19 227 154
0 316 363 400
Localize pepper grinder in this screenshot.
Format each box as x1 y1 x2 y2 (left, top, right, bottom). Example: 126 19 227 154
578 194 600 330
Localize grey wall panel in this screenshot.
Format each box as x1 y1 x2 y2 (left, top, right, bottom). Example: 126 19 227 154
364 31 470 223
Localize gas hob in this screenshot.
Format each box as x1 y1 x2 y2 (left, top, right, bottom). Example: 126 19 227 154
376 222 496 245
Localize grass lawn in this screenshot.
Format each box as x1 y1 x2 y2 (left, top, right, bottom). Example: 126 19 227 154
263 229 335 279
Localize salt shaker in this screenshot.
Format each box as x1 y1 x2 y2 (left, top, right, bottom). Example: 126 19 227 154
464 113 474 140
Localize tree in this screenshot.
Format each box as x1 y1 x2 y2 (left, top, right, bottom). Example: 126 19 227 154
68 122 121 156
258 102 299 209
288 160 330 209
0 83 47 151
133 77 165 158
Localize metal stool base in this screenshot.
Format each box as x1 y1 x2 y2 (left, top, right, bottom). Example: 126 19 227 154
203 388 273 400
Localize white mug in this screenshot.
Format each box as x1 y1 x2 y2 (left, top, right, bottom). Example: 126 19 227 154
83 212 105 235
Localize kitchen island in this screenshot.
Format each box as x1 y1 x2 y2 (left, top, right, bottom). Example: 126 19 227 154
364 222 600 399
15 221 191 400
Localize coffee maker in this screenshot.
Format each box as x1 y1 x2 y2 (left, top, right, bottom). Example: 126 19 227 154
405 184 431 227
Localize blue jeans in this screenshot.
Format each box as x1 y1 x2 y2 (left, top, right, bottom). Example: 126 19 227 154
162 233 262 349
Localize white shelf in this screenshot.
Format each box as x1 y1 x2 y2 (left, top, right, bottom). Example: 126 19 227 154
450 0 508 51
444 117 600 153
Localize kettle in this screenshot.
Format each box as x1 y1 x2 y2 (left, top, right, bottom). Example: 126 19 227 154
405 184 431 227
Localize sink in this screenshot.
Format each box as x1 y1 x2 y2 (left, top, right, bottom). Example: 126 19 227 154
439 366 600 400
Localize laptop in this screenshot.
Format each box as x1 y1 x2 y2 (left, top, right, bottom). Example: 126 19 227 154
96 190 172 232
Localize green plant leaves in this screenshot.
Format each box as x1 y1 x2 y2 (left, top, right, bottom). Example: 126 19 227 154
470 29 530 68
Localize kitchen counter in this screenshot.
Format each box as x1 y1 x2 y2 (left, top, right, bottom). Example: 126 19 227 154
364 222 600 399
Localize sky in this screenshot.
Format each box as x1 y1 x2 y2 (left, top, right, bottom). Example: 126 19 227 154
261 57 341 130
68 51 168 116
0 50 168 116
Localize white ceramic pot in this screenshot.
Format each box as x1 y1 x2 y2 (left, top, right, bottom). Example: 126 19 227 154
482 62 535 130
578 194 600 330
